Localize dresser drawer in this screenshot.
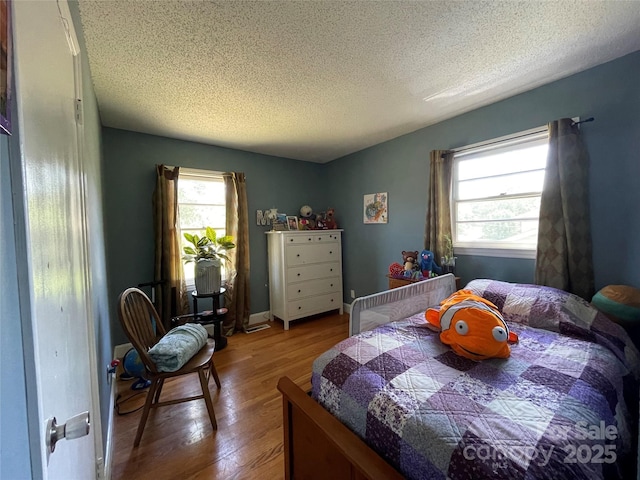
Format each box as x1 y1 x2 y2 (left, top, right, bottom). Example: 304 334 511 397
287 292 341 318
287 262 340 283
287 277 341 300
286 243 341 266
284 234 315 245
311 232 340 243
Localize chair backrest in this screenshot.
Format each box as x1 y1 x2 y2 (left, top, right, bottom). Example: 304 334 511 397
118 287 168 375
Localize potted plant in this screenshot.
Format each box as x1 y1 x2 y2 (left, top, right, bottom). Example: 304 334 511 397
441 234 457 275
183 227 235 294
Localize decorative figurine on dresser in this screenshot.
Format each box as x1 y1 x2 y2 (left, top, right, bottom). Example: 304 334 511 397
266 230 344 329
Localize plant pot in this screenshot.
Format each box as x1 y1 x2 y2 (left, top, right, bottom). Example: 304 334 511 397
194 259 221 294
441 256 457 275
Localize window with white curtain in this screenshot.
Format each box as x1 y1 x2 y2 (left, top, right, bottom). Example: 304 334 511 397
452 127 548 258
177 168 226 287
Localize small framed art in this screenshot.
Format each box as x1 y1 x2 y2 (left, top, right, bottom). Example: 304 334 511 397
286 216 299 231
363 192 387 224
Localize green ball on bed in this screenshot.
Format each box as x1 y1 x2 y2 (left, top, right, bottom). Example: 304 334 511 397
592 285 640 333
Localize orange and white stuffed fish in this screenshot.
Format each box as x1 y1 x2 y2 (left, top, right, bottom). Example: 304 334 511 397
425 290 518 361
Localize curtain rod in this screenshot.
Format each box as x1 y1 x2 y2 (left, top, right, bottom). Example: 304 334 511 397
571 117 595 127
441 117 595 158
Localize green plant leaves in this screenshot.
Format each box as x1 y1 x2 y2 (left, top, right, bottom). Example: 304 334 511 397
182 226 235 263
205 226 217 243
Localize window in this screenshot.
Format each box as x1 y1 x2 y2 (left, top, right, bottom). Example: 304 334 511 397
177 168 226 286
452 127 548 258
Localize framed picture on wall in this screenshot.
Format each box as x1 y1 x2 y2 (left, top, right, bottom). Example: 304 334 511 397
286 216 298 231
363 192 388 224
0 0 12 135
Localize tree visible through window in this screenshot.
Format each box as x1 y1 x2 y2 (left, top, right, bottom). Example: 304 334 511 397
453 128 548 254
177 168 226 286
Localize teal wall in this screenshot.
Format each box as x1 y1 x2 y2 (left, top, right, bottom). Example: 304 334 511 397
326 51 640 299
102 129 326 344
103 51 640 344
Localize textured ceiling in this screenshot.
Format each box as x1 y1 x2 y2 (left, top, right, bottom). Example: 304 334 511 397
77 1 640 163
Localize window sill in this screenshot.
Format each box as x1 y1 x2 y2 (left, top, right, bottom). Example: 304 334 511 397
454 246 536 260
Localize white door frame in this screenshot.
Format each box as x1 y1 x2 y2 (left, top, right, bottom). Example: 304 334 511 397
62 0 106 475
11 1 103 477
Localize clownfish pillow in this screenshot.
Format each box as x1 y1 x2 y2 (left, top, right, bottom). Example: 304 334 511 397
425 289 518 361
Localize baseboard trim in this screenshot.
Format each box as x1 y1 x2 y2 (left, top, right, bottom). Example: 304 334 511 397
343 303 351 314
103 370 117 480
113 342 132 360
105 343 132 479
250 311 270 325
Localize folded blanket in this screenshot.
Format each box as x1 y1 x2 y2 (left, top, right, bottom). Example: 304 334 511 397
148 323 208 372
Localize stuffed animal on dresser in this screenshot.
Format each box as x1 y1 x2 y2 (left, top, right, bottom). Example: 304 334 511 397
325 208 338 229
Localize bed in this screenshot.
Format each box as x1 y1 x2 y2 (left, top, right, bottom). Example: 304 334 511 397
278 275 639 479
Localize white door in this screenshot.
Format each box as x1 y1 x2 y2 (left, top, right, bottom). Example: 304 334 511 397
13 1 100 478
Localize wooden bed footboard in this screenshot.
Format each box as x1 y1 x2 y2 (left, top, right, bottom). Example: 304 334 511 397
277 377 402 480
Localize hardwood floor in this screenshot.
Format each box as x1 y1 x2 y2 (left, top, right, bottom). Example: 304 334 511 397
111 312 349 480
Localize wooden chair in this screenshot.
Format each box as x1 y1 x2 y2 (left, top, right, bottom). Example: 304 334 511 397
117 287 221 447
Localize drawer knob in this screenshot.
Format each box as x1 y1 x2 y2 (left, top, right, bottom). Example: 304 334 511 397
331 299 334 302
308 238 312 241
289 238 293 242
297 254 300 257
329 251 332 254
298 306 302 310
298 289 301 293
297 273 301 277
330 268 333 272
330 284 333 287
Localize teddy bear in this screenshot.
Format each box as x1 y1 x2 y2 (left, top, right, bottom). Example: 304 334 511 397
402 250 419 278
299 205 316 229
325 208 337 229
419 249 442 278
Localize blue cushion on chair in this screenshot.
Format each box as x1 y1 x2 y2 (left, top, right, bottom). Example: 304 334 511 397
148 323 208 372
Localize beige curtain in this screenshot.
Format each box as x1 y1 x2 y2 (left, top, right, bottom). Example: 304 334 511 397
153 165 189 329
222 172 251 334
535 118 594 300
425 150 454 263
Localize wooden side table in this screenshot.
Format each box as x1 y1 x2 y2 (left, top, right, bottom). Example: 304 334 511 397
173 288 228 351
386 274 461 290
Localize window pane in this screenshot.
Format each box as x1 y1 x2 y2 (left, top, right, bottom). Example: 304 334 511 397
457 220 539 244
458 170 545 200
179 205 226 230
177 170 227 286
458 143 548 180
457 197 541 222
178 179 225 204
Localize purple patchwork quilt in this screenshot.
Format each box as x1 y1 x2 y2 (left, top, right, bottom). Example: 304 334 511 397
311 280 639 479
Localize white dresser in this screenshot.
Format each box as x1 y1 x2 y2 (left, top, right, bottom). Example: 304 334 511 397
266 230 343 330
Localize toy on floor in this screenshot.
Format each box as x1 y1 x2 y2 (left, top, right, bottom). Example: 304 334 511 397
122 348 152 390
425 289 518 361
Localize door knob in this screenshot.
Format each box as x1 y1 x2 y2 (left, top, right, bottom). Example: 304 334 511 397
46 411 90 453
